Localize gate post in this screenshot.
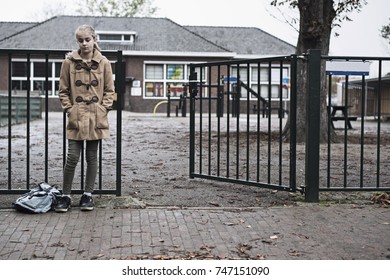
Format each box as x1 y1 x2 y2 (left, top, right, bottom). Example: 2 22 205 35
115 50 124 196
189 67 197 178
305 49 321 202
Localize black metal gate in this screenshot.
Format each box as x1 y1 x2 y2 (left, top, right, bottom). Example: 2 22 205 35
189 55 298 193
0 49 125 195
189 50 390 202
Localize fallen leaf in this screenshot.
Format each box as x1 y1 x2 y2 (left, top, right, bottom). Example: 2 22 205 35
255 254 267 260
288 249 303 257
208 201 221 207
292 233 309 239
90 253 104 260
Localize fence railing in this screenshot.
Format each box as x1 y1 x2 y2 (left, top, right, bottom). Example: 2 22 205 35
321 54 390 194
189 55 297 193
189 50 390 202
0 49 124 195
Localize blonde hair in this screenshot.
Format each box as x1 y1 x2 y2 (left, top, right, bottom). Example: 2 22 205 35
75 24 101 52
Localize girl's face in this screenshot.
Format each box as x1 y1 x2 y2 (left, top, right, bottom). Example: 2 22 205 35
76 30 96 57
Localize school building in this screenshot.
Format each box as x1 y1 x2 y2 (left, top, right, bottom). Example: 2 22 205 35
0 16 296 113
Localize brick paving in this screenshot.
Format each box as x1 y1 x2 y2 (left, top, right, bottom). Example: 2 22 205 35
0 204 389 260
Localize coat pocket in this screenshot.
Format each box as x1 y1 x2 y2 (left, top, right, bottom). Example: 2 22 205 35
96 104 109 129
67 106 79 129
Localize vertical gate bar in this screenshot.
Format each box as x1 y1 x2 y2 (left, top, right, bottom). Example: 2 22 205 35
256 62 261 182
44 54 49 183
208 66 212 175
327 74 332 188
99 139 102 190
63 112 66 169
199 67 203 174
289 55 297 192
236 65 240 179
360 75 366 188
80 141 84 191
182 85 187 117
217 65 221 176
167 92 171 117
115 51 124 196
7 53 12 190
305 49 321 202
246 63 250 181
26 54 31 189
343 76 349 188
62 51 67 177
267 62 272 184
189 66 197 178
226 65 231 178
376 61 382 188
278 60 283 185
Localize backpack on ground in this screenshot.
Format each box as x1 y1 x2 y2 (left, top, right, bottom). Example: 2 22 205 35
13 182 62 214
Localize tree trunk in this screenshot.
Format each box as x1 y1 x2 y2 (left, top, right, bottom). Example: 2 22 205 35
283 0 337 143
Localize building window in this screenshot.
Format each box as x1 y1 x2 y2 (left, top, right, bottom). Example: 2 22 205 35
145 82 164 97
12 62 28 77
167 64 184 80
146 64 163 80
11 60 114 97
167 82 184 97
144 62 206 98
97 31 137 43
99 34 122 41
33 62 53 77
11 60 61 96
231 65 289 100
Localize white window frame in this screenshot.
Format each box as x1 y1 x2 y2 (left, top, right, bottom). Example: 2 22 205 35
97 30 137 43
11 58 116 97
11 58 62 97
230 64 291 101
143 61 207 99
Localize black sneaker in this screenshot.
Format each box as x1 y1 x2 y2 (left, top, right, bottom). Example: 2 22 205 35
55 196 71 213
80 194 94 211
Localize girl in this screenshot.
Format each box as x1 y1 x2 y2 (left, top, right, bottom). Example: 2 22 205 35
56 25 115 212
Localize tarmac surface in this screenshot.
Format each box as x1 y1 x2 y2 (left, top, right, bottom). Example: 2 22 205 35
0 112 389 260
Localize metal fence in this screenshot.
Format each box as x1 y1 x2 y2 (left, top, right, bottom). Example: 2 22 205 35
189 50 390 202
322 54 390 194
189 55 297 193
1 48 389 201
0 49 124 195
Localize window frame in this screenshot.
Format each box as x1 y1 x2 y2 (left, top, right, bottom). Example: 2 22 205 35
143 61 207 99
11 58 62 97
97 31 137 43
230 64 291 101
11 58 115 97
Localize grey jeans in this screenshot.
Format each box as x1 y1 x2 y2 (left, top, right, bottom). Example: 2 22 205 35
63 140 99 195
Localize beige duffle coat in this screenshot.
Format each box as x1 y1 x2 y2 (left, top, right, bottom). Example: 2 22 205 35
59 49 115 140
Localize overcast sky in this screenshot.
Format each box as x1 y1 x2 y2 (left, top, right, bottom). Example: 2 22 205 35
1 0 389 74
